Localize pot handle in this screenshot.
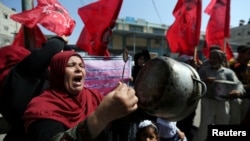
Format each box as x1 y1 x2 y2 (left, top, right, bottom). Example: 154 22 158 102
191 76 207 100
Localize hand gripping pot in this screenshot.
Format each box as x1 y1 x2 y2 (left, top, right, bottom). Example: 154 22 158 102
134 57 206 121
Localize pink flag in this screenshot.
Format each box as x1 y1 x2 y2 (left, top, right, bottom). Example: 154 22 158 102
76 0 123 56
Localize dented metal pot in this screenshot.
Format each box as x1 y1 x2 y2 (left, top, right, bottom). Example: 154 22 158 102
134 57 206 121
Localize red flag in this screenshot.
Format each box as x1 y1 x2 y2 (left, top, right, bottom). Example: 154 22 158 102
12 25 46 48
10 0 75 36
203 0 233 60
76 0 123 56
166 0 202 56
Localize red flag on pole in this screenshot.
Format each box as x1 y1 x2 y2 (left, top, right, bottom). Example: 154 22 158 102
202 0 233 60
166 0 202 56
76 0 123 56
12 25 46 48
10 0 75 36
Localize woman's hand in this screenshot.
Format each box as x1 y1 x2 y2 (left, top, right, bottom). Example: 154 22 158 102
86 82 138 139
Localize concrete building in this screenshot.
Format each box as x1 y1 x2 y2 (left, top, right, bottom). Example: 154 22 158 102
112 17 206 58
110 17 169 57
230 19 250 50
110 17 206 59
0 2 20 47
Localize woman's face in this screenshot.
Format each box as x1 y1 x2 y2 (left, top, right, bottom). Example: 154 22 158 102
64 56 86 95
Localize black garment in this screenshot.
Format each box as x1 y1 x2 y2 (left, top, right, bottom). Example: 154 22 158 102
111 109 156 141
177 111 196 141
27 119 66 141
27 119 108 141
132 50 151 85
132 65 141 84
26 107 156 141
229 62 250 98
0 37 66 141
229 62 248 84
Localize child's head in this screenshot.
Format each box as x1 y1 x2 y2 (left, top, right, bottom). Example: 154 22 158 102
135 120 159 141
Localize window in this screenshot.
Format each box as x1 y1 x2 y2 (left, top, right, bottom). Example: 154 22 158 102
129 25 143 32
153 28 165 34
4 25 9 31
3 13 8 19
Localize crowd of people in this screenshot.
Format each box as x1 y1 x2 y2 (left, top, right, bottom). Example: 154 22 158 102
1 34 250 141
132 45 250 141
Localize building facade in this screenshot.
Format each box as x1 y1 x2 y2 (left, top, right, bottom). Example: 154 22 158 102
110 17 169 57
110 17 206 59
0 2 20 47
230 19 250 49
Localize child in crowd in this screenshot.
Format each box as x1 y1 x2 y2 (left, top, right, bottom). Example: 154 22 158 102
135 119 159 141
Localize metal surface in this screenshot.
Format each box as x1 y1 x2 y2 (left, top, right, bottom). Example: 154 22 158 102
134 57 206 121
22 0 35 50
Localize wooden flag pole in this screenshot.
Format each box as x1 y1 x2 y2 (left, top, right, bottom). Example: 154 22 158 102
223 38 227 52
193 46 198 70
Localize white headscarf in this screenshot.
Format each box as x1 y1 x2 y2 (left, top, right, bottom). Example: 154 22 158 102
138 120 158 131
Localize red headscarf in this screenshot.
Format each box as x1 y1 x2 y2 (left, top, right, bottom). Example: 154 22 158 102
0 45 30 92
23 51 103 129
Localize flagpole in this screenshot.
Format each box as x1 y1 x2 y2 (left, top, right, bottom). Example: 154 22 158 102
22 0 35 50
223 38 227 52
194 46 198 69
133 34 136 55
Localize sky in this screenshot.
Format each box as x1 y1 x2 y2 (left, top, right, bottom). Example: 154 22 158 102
1 0 250 44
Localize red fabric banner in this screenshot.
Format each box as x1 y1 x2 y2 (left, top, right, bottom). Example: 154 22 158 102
12 25 46 48
76 0 123 56
166 0 202 56
203 0 233 60
10 0 75 36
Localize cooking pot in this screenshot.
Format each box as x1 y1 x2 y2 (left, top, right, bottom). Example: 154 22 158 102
134 57 206 121
212 80 238 101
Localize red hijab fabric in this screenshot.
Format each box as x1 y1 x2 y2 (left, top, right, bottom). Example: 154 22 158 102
23 51 103 129
0 45 30 92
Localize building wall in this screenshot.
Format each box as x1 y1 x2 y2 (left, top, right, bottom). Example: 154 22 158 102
230 23 250 46
112 17 170 57
111 35 123 50
0 2 20 47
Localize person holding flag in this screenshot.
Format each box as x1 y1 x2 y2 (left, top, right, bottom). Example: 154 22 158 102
202 0 234 61
0 35 68 141
1 0 76 140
